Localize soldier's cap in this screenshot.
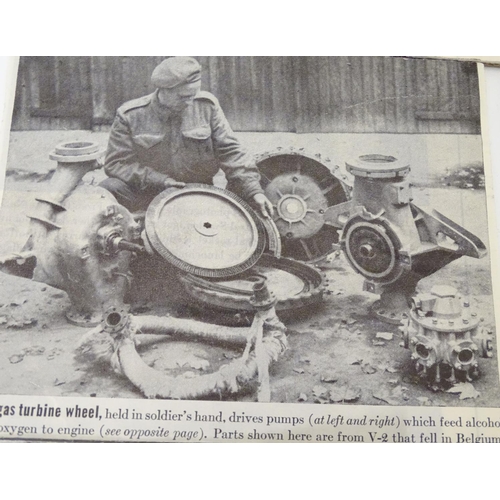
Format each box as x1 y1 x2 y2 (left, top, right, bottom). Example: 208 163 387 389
151 57 201 89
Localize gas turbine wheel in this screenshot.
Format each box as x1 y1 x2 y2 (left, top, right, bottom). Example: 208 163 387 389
145 184 266 278
256 150 350 262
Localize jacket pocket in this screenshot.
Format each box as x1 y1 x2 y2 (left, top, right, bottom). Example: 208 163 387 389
132 134 165 149
182 126 213 157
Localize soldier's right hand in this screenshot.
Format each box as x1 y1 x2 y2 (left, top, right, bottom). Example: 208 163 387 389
163 177 186 189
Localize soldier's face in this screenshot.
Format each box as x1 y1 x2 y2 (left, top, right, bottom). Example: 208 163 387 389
157 82 201 114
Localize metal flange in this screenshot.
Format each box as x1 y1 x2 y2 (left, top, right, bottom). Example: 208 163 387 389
49 141 106 163
256 148 350 262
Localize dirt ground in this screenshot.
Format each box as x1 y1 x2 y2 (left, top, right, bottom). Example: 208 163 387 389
0 131 498 407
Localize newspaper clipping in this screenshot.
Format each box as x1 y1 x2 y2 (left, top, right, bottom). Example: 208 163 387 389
0 56 499 443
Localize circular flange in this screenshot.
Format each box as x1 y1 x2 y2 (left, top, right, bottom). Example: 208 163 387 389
267 173 328 240
178 254 325 313
256 150 350 262
346 154 410 179
145 184 266 278
343 220 399 280
49 141 106 163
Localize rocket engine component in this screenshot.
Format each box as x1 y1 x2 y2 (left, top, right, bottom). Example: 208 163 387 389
144 184 268 278
0 142 142 326
178 253 325 315
256 148 350 262
324 154 487 324
401 285 493 385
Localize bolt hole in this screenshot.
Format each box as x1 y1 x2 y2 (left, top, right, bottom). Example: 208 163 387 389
106 312 122 327
458 348 474 364
416 343 430 360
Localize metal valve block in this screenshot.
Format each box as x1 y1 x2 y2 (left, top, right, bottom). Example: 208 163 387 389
401 285 493 385
324 154 486 324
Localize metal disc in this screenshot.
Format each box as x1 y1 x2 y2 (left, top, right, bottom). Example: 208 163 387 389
256 149 350 262
343 219 401 282
145 184 266 278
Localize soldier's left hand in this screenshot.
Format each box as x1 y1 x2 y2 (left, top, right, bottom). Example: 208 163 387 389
252 193 274 219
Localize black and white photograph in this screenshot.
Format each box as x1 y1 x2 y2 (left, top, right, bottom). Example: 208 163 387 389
0 56 498 417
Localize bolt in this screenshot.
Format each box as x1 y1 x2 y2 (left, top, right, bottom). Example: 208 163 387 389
319 209 325 215
449 321 454 326
463 301 470 308
432 319 438 324
292 176 299 182
463 319 469 325
471 312 477 317
286 232 293 238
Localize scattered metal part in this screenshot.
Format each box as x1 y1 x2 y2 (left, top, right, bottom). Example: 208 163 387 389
256 148 350 262
178 254 325 313
400 285 494 386
77 277 287 401
324 153 486 323
145 184 267 278
0 141 139 327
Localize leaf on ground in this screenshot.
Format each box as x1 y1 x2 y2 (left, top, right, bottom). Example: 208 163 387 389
329 385 361 403
320 371 338 383
312 385 330 404
6 317 37 329
0 316 7 325
349 357 363 365
299 356 311 364
10 297 27 307
23 345 45 356
391 386 409 401
9 354 24 364
376 332 394 341
362 363 377 375
377 362 400 373
298 393 308 402
372 389 398 405
293 367 305 374
46 348 63 361
416 397 431 406
447 382 480 400
181 356 210 371
372 340 386 346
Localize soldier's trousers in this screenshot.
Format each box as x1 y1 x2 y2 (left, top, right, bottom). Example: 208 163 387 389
100 178 165 213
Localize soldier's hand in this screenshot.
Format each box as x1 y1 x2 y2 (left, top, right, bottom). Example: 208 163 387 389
163 177 186 189
252 193 274 219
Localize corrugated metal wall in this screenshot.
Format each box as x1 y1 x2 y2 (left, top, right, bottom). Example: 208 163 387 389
11 56 481 134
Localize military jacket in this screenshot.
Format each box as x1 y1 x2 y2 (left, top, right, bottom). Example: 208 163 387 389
104 90 264 201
